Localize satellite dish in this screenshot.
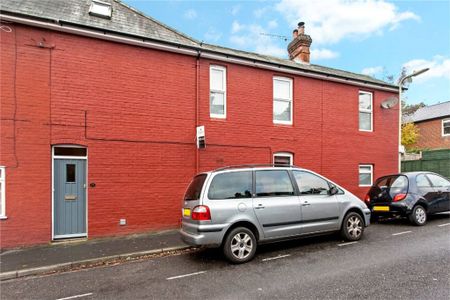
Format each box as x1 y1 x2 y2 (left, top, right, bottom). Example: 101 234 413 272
381 96 399 109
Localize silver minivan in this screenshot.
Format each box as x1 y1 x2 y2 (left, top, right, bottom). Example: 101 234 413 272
180 165 371 263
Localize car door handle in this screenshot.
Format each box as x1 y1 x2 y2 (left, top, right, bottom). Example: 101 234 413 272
255 204 265 209
302 202 310 207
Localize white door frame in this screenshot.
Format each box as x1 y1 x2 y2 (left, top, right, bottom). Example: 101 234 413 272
52 145 88 240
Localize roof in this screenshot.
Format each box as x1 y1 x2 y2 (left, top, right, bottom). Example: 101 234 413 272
0 0 198 47
403 101 450 123
0 0 397 89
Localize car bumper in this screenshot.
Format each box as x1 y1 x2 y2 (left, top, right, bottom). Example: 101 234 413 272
363 208 371 226
179 224 225 247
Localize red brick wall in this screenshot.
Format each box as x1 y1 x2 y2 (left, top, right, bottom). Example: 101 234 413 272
411 119 450 149
0 24 398 248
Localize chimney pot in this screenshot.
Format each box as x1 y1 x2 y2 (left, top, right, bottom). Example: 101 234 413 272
292 29 298 39
298 21 305 35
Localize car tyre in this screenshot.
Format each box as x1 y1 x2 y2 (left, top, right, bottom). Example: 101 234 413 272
341 212 364 241
408 205 427 226
223 227 257 264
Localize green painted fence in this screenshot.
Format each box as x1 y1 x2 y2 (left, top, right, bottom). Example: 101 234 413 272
402 149 450 178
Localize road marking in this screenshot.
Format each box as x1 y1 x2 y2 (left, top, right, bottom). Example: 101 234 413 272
337 241 358 247
56 293 93 300
437 223 450 227
166 271 207 280
261 254 291 262
392 231 412 236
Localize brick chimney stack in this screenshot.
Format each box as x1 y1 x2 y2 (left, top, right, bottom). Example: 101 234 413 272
287 22 312 64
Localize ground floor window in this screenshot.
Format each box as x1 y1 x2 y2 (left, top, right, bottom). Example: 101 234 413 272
273 152 293 166
0 166 5 218
359 164 373 187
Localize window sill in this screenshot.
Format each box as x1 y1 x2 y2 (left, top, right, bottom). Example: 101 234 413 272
0 216 8 220
359 185 372 187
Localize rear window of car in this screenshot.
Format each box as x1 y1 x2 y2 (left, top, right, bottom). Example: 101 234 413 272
208 171 253 200
184 174 207 201
374 175 408 197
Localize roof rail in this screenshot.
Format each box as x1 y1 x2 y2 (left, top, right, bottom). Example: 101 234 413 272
213 164 300 172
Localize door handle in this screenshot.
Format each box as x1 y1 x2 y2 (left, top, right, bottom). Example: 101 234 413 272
302 202 310 207
255 204 265 209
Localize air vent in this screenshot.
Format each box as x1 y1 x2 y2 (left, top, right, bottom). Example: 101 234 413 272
89 0 112 19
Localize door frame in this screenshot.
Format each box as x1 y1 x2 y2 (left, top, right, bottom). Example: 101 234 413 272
52 145 88 240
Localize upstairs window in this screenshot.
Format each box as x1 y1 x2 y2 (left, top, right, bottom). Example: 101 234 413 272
210 65 226 119
273 77 293 125
443 119 450 136
0 166 5 218
89 0 112 19
359 91 373 131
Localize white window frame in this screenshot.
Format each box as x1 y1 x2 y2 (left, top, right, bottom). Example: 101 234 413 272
442 118 450 137
273 77 293 125
359 91 373 132
273 152 294 166
89 0 112 19
209 65 227 119
0 166 6 218
359 164 373 187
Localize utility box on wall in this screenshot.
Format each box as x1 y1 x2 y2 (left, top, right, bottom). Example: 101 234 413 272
196 125 206 149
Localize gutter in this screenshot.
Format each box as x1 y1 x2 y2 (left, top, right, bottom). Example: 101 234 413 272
0 13 398 93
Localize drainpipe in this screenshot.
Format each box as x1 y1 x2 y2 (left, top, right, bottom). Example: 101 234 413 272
195 50 201 173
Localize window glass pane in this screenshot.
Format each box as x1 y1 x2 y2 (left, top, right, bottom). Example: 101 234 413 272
210 92 225 115
255 170 294 197
208 172 252 200
359 166 371 173
274 79 290 99
274 155 291 166
66 164 76 183
54 147 87 156
427 174 450 188
274 100 291 122
293 171 329 195
184 174 207 201
359 173 371 186
444 121 450 135
210 68 224 91
359 92 372 110
359 112 371 130
416 174 431 188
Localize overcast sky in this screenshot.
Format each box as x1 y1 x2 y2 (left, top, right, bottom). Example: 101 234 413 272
124 0 450 106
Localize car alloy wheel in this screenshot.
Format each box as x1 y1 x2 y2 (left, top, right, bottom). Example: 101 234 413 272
346 215 363 239
223 227 257 264
409 205 427 226
230 232 253 260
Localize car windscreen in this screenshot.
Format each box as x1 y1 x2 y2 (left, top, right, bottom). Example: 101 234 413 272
184 174 207 201
373 175 408 198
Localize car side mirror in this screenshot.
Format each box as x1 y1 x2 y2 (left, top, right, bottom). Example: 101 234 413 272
329 186 338 195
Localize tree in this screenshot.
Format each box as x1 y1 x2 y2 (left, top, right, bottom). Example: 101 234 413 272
402 100 426 117
401 122 420 150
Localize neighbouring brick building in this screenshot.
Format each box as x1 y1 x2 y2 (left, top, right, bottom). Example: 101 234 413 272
404 101 450 150
0 0 399 248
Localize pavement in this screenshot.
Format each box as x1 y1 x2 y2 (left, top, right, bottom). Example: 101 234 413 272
1 213 449 299
0 229 190 280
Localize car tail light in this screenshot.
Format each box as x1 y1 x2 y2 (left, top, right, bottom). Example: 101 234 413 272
364 194 370 204
393 193 407 202
191 205 211 221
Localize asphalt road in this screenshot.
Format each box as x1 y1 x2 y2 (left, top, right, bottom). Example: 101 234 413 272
2 214 449 300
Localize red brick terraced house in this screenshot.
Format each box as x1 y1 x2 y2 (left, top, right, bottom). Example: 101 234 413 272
404 101 450 150
0 0 400 248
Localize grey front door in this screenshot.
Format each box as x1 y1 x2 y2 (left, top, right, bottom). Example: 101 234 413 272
54 159 86 238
